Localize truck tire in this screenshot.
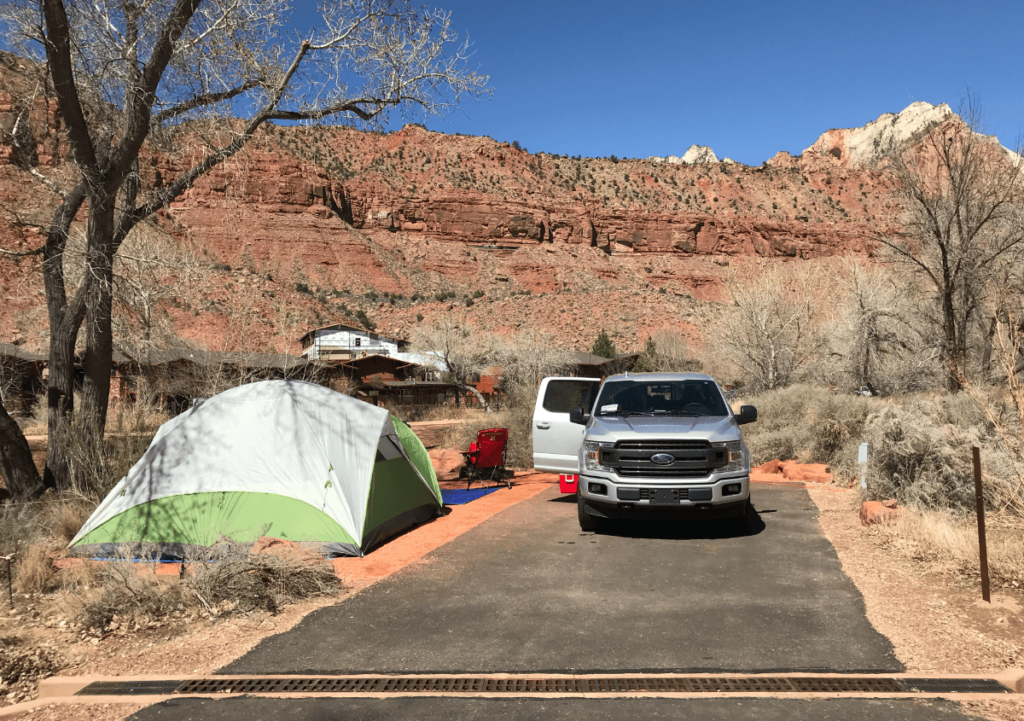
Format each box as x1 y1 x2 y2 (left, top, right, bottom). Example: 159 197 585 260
731 498 753 535
578 493 601 532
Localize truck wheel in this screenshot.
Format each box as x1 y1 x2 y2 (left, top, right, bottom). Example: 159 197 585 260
731 499 753 534
578 493 601 532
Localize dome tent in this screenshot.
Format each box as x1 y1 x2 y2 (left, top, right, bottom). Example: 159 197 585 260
69 380 442 558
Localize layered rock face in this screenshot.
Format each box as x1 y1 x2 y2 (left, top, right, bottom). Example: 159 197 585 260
0 85 985 353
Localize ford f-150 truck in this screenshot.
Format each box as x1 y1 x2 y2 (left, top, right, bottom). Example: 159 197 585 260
532 372 757 531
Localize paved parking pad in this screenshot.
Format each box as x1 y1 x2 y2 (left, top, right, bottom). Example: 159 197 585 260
222 485 901 675
127 696 989 721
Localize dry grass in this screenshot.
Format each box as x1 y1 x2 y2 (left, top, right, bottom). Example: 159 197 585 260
12 541 59 595
873 507 1024 591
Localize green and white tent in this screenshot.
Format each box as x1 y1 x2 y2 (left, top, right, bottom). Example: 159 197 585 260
69 380 443 558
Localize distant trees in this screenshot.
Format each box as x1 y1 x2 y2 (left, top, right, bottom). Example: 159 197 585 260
876 98 1024 392
0 0 489 498
591 330 617 359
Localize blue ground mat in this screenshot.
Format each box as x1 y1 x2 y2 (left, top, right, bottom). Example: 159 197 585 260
440 486 503 505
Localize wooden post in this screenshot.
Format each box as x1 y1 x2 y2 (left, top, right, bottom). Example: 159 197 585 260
972 446 991 603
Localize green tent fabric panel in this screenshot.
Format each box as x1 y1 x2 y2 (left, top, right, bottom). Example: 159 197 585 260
362 457 440 545
391 416 442 502
72 492 357 548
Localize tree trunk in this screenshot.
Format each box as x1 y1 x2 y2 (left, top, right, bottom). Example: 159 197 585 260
459 383 489 411
80 199 116 438
43 320 78 490
943 294 962 393
0 402 44 501
41 184 89 492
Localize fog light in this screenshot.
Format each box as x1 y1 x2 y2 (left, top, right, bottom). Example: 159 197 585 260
588 483 607 495
722 483 742 496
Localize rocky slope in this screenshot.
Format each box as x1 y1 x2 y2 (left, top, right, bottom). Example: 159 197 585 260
0 71 973 355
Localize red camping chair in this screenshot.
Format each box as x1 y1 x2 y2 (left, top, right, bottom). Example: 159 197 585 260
458 428 511 489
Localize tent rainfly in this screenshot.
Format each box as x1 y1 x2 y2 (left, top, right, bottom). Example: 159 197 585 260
69 380 443 558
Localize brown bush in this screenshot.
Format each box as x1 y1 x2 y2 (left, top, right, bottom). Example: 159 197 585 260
77 543 342 631
13 542 59 595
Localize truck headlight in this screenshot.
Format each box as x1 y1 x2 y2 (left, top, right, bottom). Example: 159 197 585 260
584 441 615 471
713 440 745 472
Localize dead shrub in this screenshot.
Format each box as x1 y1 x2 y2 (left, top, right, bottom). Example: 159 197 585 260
13 542 59 595
77 542 342 631
865 401 1023 515
77 550 184 631
183 544 340 617
739 385 874 478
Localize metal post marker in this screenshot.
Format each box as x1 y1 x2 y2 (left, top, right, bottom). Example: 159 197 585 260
972 447 991 603
857 442 869 490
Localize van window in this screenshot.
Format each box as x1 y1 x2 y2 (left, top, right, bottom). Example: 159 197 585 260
543 380 598 414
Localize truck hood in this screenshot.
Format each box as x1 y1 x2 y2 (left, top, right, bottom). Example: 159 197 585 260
586 414 740 443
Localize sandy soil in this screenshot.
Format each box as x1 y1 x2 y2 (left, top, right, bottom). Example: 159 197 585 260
807 486 1024 721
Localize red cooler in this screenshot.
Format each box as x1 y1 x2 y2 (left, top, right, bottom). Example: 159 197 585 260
559 474 579 494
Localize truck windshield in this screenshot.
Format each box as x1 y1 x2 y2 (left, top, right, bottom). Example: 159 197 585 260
594 379 729 417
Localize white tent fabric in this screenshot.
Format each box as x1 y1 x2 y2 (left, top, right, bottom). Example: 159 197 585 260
71 380 390 548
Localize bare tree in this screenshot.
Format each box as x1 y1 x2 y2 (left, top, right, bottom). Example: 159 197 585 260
409 318 490 408
831 261 940 394
0 0 489 497
708 267 826 392
875 97 1024 392
493 329 575 400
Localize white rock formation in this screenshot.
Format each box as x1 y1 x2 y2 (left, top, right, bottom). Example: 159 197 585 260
648 144 719 165
804 101 953 167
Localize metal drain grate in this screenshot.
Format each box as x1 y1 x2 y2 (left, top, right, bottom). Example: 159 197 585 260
77 680 184 696
899 678 1012 694
76 675 1014 696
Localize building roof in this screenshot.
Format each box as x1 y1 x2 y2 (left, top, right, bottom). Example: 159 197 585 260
299 321 406 346
0 343 47 362
117 348 310 371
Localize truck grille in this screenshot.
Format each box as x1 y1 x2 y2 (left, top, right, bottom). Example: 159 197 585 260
604 440 726 479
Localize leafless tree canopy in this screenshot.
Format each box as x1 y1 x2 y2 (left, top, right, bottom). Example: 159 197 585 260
830 261 940 394
708 267 827 392
409 318 491 408
0 0 490 498
876 97 1024 392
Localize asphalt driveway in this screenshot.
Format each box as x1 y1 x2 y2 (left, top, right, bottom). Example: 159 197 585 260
220 484 900 675
130 483 993 720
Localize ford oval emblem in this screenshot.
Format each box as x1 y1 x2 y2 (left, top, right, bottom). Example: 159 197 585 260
650 453 675 465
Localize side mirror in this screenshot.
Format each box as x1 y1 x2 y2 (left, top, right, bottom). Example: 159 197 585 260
736 405 757 425
569 406 588 425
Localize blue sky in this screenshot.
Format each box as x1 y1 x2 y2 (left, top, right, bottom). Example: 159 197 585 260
299 0 1024 165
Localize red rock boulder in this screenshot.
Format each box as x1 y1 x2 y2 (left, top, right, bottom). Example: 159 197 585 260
860 500 903 526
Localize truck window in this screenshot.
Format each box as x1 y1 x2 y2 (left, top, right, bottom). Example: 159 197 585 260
542 380 598 414
595 379 728 416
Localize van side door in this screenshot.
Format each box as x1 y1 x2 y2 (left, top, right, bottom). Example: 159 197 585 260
532 377 601 474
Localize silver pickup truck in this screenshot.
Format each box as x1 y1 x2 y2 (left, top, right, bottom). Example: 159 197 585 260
532 372 757 531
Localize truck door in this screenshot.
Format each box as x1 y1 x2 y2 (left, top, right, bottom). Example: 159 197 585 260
532 377 601 475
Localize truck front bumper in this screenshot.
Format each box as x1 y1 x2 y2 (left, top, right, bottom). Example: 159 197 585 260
578 473 750 520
